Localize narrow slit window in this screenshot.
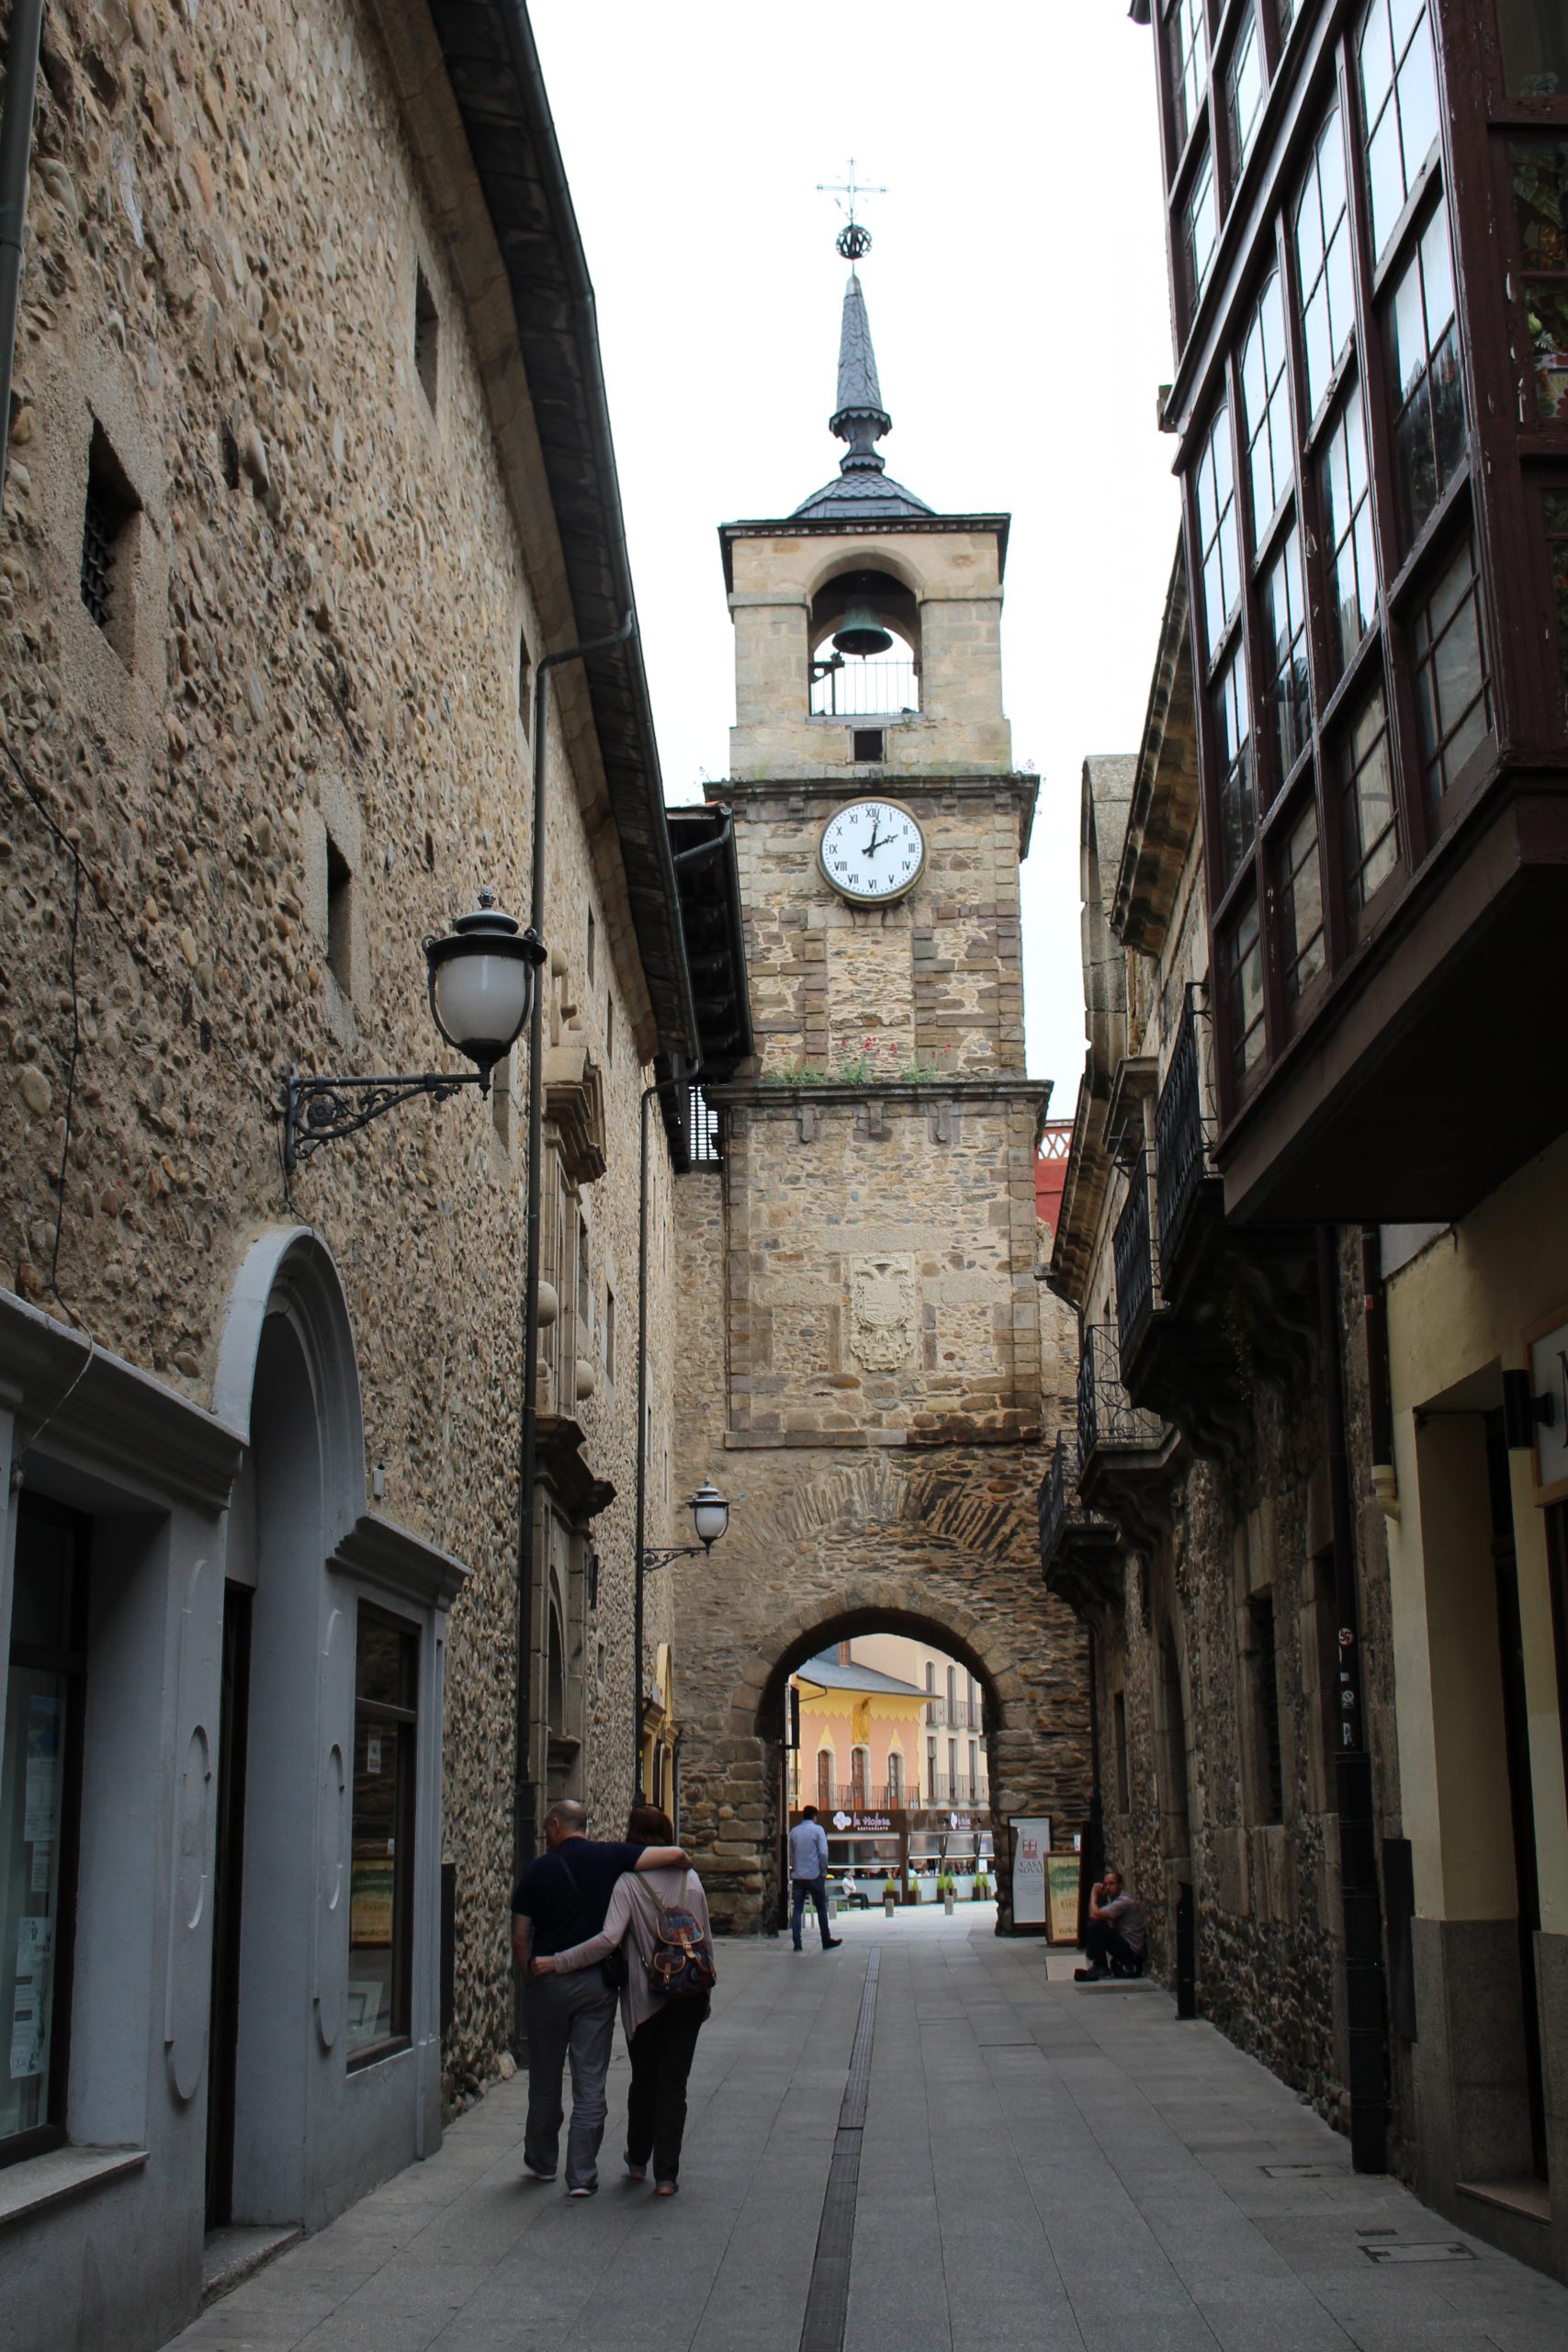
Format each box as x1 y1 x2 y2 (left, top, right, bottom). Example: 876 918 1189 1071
326 837 354 996
413 265 439 412
518 626 533 729
1222 893 1267 1087
1338 678 1400 915
1295 108 1355 421
1277 795 1326 1010
1248 1593 1284 1824
1385 198 1464 547
79 424 140 659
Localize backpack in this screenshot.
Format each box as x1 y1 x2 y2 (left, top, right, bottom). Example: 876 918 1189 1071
640 1872 717 2002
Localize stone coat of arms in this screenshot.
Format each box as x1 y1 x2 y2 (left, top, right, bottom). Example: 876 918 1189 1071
849 1253 917 1373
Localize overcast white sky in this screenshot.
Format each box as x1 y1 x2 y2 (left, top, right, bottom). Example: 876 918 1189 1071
532 3 1182 1111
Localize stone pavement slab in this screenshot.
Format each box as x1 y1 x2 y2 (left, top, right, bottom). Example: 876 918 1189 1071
162 1905 1568 2352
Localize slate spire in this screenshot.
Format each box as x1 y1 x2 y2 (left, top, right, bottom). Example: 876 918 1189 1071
792 264 931 522
829 269 892 473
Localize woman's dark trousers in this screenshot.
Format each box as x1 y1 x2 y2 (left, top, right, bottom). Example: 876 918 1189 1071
626 2001 707 2183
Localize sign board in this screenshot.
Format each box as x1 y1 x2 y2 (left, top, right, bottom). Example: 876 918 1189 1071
1009 1814 1051 1929
827 1810 894 1835
1045 1855 1081 1943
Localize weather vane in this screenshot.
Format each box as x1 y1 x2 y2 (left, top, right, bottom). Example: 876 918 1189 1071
817 157 886 262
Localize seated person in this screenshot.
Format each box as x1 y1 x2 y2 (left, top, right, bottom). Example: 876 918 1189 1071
1074 1866 1146 1981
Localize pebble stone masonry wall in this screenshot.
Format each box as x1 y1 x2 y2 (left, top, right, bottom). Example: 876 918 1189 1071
0 0 682 2100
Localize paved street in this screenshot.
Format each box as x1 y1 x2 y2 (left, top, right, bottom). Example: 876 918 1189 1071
170 1908 1568 2352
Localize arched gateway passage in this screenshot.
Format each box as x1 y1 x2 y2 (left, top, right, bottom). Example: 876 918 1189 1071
669 1447 1091 1940
759 1604 1009 1928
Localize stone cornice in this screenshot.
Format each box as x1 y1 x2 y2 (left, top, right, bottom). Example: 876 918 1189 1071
705 773 1037 810
0 1289 243 1515
331 1511 469 1613
710 1076 1049 1122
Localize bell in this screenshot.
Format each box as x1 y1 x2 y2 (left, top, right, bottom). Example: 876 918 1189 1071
833 598 893 658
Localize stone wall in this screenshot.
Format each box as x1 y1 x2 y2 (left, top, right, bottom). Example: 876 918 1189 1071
0 0 681 2101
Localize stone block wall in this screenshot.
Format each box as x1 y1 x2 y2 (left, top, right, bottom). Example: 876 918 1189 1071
718 777 1034 1078
0 0 681 2101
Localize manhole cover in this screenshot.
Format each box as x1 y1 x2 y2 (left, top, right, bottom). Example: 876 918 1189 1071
1362 2242 1475 2264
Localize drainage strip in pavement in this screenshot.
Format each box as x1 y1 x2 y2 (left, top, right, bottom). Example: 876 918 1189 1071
797 1947 881 2352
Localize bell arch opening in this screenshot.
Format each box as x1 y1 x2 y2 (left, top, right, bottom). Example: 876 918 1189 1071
807 566 921 718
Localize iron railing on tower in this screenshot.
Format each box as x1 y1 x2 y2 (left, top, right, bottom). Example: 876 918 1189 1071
808 654 920 718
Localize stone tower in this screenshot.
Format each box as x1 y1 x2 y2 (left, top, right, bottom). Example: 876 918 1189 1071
673 245 1088 1933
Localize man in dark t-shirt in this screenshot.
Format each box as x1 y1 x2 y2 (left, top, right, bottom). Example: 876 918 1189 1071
510 1798 685 2194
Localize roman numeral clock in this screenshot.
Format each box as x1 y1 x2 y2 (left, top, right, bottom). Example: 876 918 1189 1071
818 797 927 905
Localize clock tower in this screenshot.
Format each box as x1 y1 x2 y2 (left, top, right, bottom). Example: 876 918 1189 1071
671 232 1087 1934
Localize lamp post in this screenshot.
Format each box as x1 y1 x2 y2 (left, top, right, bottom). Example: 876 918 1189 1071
636 1479 730 1801
281 889 543 1170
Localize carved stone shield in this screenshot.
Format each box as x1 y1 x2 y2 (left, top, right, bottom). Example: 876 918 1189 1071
849 1253 917 1372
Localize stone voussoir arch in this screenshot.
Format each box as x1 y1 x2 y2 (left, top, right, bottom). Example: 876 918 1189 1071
728 1577 1030 1741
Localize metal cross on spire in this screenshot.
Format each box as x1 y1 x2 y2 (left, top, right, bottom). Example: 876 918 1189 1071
817 157 886 262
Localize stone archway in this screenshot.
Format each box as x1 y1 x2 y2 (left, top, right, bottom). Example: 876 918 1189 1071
672 1446 1089 1934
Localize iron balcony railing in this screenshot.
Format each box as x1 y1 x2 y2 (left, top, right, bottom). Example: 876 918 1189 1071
1077 1322 1165 1460
1156 1000 1213 1262
1113 1166 1156 1366
809 655 920 718
924 1698 983 1730
925 1775 989 1805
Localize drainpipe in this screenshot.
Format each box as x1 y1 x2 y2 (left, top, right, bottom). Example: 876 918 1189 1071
0 0 45 492
513 614 631 2045
1319 1225 1390 2173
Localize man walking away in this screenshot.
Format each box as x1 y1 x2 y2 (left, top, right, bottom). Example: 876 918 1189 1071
787 1804 841 1952
512 1799 686 2194
1074 1865 1147 1982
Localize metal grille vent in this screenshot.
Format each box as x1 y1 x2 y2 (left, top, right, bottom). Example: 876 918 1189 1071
80 476 116 629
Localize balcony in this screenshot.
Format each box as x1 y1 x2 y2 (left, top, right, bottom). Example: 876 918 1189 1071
924 1776 989 1806
923 1698 983 1730
1076 1324 1179 1544
1113 1165 1156 1368
1117 1006 1316 1454
1038 1430 1122 1625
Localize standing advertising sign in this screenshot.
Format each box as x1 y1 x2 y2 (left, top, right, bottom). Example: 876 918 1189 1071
1009 1814 1051 1933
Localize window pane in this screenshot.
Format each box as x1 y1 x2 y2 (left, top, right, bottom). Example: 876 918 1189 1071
1385 198 1466 544
1512 140 1568 424
1296 109 1355 417
1168 0 1211 152
349 1609 418 2061
1223 897 1267 1084
1213 650 1256 885
1241 271 1292 539
1359 1 1439 263
1409 533 1492 804
1187 147 1219 311
1228 11 1266 180
1262 526 1312 785
1195 404 1241 662
1338 680 1401 911
1277 797 1327 1004
1319 386 1377 677
1499 2 1568 99
1 1510 81 2149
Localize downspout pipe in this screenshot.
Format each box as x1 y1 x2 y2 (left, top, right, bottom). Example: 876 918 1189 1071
513 613 632 2047
1319 1224 1391 2174
0 0 46 492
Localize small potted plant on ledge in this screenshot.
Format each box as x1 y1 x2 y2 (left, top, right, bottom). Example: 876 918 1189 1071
883 1874 898 1920
940 1871 956 1917
972 1868 992 1903
906 1866 920 1905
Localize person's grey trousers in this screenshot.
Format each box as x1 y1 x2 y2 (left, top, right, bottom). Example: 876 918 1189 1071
524 1971 618 2189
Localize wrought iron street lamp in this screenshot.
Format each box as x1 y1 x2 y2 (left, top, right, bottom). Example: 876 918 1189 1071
282 889 545 1171
642 1479 730 1574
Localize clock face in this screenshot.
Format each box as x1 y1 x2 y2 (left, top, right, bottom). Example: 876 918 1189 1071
818 799 926 905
